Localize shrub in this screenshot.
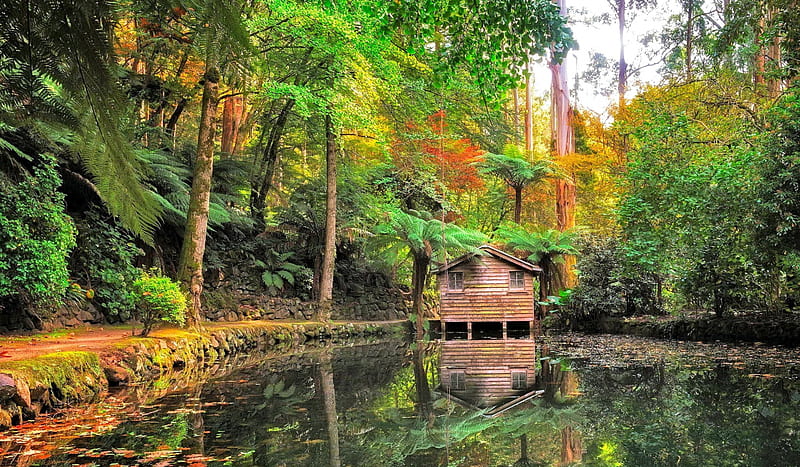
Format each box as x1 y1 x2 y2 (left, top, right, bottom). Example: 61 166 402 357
0 161 76 313
131 271 187 336
70 209 142 321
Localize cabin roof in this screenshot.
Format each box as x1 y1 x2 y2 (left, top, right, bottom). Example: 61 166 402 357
433 245 542 274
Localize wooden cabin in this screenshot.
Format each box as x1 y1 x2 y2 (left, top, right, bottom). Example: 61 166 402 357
434 245 542 340
438 339 540 414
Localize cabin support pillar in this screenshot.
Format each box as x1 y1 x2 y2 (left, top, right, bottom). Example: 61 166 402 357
502 321 508 339
441 321 446 339
467 322 473 340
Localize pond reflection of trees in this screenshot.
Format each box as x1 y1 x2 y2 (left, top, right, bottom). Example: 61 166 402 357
20 336 800 466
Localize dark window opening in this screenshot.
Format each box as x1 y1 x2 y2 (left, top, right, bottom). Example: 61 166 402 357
509 271 525 289
444 322 468 340
450 371 466 391
512 371 528 390
472 321 503 340
507 321 532 339
448 271 464 290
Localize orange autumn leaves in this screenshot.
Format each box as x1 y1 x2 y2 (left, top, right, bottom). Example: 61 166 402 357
393 110 485 195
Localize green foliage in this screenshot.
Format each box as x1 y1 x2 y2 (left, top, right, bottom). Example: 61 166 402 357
477 147 558 193
384 0 574 93
616 77 767 315
0 0 162 241
495 224 579 264
255 250 303 296
567 236 626 324
371 209 488 268
495 223 579 303
70 210 143 321
131 270 187 336
0 159 76 310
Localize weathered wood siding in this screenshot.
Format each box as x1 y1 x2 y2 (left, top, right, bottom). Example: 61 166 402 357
439 340 536 407
437 255 535 321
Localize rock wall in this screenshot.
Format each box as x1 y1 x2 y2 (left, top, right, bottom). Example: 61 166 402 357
0 302 104 333
202 287 410 322
0 321 407 431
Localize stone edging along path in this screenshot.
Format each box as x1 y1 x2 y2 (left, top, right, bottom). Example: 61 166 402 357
0 320 408 431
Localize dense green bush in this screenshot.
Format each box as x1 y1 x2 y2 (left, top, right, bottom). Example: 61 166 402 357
566 236 626 325
0 161 76 311
70 209 142 321
131 270 187 336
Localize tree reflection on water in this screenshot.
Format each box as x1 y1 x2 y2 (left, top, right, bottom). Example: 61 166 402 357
9 335 800 466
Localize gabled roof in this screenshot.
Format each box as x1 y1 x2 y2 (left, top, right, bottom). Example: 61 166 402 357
432 244 542 274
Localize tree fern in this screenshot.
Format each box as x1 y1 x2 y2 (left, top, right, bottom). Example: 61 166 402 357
0 0 163 242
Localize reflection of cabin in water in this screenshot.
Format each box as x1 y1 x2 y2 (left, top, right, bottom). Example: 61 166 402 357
438 339 540 415
434 245 542 340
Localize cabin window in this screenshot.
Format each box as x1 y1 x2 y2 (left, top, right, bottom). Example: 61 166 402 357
450 371 466 390
448 271 464 290
509 271 525 289
511 371 527 390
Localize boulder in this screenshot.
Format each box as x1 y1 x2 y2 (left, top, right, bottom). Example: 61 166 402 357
0 374 31 409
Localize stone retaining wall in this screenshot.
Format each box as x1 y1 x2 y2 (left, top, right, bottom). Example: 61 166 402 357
583 315 800 346
0 321 407 431
202 288 410 322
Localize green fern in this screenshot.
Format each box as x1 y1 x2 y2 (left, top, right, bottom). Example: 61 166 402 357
0 0 163 242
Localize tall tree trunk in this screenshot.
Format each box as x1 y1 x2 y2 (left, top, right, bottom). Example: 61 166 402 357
766 7 782 97
550 0 577 288
685 0 694 81
512 87 520 145
318 111 337 311
250 100 294 217
411 255 430 340
319 350 341 467
617 0 627 110
524 66 534 154
177 63 220 328
221 96 244 155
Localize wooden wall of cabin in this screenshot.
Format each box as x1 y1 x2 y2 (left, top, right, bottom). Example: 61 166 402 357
439 340 537 407
437 255 536 322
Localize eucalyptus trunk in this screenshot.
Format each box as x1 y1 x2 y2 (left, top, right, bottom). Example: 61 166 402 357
550 0 577 289
318 111 337 311
524 66 534 154
617 0 627 110
177 62 219 328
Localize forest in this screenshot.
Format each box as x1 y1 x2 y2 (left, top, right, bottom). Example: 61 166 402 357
2 0 800 335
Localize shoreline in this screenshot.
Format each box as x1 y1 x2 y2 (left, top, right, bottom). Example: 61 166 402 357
0 320 409 431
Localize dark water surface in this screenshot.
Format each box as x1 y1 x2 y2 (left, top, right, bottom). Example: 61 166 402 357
3 333 800 466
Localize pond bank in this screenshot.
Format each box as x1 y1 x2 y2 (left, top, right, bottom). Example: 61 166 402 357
0 320 407 431
576 313 800 346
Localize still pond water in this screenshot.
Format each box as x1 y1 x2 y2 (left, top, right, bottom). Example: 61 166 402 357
3 333 800 466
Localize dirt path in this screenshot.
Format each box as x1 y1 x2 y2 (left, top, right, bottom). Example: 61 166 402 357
0 320 407 362
0 326 137 362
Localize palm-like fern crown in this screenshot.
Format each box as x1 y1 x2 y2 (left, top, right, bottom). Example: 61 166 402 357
477 146 557 190
373 209 487 263
495 223 579 263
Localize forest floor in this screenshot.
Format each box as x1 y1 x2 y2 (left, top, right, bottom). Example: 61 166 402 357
0 319 407 362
